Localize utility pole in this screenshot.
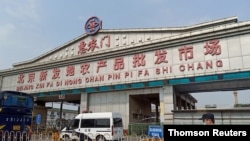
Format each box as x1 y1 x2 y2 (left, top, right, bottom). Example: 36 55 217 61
59 101 63 129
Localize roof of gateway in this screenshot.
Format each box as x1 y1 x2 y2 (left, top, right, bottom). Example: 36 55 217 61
12 16 239 68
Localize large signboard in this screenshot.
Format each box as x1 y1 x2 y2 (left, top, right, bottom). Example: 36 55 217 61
2 33 250 93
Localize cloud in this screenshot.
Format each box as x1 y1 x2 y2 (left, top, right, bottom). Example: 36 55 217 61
3 0 40 22
0 23 15 41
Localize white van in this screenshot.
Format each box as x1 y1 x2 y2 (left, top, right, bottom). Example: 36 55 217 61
70 112 124 141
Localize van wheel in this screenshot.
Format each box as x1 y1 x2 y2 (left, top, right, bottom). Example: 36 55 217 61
96 135 106 141
79 134 92 141
62 135 70 141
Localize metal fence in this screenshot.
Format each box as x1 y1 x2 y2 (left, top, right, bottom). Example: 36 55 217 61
0 131 164 141
59 133 164 141
0 130 55 141
1 122 164 141
0 130 30 141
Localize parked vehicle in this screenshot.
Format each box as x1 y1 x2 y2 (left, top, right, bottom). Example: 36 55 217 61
0 90 34 141
69 112 124 141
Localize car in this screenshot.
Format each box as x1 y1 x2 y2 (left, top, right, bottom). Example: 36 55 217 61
59 127 79 141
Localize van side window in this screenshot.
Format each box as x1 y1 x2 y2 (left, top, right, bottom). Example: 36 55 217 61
81 119 95 128
95 119 110 128
113 118 123 127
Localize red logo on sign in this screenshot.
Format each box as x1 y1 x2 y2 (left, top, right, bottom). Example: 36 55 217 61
85 16 102 35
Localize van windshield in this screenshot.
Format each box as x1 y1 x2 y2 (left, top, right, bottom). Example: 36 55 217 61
68 119 80 129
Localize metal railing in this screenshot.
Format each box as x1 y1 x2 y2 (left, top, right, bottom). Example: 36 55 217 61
1 130 164 141
0 130 30 141
59 133 164 141
0 130 54 141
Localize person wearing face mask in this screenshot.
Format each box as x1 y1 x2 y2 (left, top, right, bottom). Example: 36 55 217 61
199 113 215 125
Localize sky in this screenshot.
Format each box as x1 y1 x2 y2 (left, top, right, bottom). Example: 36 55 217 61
0 0 250 108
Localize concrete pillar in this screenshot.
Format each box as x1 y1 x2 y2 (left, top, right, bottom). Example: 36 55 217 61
159 85 174 124
80 92 88 113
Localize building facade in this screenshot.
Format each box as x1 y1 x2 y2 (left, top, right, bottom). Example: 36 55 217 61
1 16 250 129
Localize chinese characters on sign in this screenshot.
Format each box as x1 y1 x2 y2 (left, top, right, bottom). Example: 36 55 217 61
78 35 110 55
16 39 223 92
